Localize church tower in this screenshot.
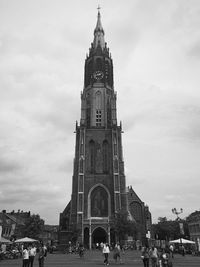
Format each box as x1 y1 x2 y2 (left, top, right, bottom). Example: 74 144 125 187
60 9 128 248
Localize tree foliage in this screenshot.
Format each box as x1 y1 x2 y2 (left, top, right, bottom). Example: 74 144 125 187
152 217 189 240
20 214 45 239
186 210 200 222
69 225 81 243
113 209 138 242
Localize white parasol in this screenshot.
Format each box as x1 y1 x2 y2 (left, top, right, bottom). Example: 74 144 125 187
14 237 39 243
169 238 195 244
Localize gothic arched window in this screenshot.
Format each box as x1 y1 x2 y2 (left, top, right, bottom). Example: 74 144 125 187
129 201 143 224
103 140 109 173
91 186 108 217
89 140 95 173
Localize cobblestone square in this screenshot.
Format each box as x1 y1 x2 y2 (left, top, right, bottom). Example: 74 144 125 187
1 250 200 267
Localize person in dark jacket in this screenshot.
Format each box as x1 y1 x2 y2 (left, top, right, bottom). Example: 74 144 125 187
141 245 150 267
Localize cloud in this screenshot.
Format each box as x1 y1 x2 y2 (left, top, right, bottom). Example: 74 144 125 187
0 0 200 225
0 157 21 173
188 41 200 59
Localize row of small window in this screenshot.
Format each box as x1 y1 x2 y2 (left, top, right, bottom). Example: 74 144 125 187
96 110 101 126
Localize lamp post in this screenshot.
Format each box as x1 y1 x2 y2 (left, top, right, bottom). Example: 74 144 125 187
172 208 185 255
172 208 183 221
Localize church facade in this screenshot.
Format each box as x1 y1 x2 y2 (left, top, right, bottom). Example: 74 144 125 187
59 10 151 249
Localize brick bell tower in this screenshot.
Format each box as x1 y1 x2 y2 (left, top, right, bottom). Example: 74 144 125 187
59 9 128 249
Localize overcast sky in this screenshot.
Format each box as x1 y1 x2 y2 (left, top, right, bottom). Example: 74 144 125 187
0 0 200 225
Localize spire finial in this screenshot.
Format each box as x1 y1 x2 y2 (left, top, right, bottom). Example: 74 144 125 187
97 5 101 13
93 5 105 49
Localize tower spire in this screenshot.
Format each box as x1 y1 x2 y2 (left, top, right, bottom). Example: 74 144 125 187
93 6 105 49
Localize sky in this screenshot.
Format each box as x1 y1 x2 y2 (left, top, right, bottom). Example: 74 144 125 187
0 0 200 225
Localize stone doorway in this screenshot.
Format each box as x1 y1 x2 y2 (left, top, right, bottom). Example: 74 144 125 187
92 227 107 245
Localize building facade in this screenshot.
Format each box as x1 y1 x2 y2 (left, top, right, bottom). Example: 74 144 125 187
187 210 200 250
0 210 29 240
59 10 151 249
127 186 152 244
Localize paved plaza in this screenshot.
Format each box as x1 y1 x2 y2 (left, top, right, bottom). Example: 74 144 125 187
0 250 200 267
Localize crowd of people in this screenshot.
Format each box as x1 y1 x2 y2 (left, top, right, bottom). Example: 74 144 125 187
1 239 195 267
22 243 47 267
141 244 175 267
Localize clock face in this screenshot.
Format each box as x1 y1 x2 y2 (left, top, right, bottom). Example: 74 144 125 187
93 71 104 80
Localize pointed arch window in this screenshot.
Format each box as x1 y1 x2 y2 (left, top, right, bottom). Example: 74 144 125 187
91 186 108 217
129 201 143 224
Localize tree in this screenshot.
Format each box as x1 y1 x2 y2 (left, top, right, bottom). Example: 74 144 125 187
69 225 81 244
186 210 200 223
158 217 167 223
20 214 45 239
152 217 189 240
113 209 138 242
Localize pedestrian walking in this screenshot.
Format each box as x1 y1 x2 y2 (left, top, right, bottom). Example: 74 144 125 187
113 242 122 263
78 243 84 258
180 244 185 256
102 243 110 265
141 245 150 267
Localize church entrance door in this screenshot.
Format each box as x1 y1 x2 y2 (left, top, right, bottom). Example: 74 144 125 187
92 227 107 245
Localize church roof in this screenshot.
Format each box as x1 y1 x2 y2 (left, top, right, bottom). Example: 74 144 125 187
127 186 144 204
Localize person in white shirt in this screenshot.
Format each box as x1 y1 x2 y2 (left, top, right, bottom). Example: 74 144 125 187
22 246 29 267
102 243 110 265
169 244 174 258
149 246 159 267
28 244 37 267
